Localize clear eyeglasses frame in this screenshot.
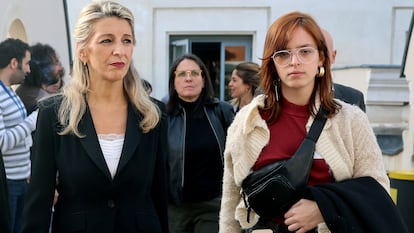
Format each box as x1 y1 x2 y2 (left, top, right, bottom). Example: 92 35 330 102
174 70 203 78
271 47 318 67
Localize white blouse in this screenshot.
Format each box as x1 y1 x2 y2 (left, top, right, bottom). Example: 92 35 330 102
98 134 124 178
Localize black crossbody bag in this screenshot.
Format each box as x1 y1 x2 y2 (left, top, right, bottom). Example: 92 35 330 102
241 108 327 222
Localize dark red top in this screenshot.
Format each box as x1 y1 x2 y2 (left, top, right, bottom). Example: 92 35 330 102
254 99 333 185
253 99 333 224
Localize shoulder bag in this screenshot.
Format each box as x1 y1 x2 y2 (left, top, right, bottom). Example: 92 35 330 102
241 108 327 221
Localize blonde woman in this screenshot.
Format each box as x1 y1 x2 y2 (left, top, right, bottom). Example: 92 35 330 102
21 1 169 232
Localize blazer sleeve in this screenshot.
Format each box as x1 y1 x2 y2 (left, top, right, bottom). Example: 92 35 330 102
21 99 58 233
151 112 170 233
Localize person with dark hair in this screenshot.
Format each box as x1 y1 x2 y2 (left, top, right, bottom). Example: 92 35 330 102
0 38 37 233
142 78 153 95
228 62 261 112
167 53 234 233
16 43 65 114
142 78 167 114
219 12 407 233
20 1 169 233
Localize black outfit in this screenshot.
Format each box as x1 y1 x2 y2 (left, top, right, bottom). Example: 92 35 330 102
151 97 167 115
247 177 408 233
245 220 316 233
15 84 45 114
333 83 366 112
308 176 409 233
0 150 11 233
21 96 169 233
167 97 234 206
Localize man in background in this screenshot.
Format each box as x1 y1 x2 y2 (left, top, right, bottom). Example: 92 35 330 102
322 29 366 112
0 38 38 233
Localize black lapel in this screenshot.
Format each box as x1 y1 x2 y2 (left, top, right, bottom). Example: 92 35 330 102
78 107 112 179
116 103 141 174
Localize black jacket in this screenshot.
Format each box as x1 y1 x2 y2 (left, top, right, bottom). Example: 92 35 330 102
21 96 169 233
167 98 234 205
333 83 366 112
308 176 409 233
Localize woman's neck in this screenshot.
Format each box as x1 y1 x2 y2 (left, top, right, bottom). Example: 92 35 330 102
238 92 253 109
88 80 127 106
281 86 313 106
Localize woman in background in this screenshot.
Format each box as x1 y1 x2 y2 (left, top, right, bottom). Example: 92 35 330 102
167 53 234 233
228 62 260 112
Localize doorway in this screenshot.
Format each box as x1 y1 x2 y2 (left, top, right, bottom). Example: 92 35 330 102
170 35 252 101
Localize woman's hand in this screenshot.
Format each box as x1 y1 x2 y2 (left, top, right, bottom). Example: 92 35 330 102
284 199 324 233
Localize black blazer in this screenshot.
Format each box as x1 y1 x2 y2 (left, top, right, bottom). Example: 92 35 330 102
0 150 10 233
21 96 169 233
333 83 366 112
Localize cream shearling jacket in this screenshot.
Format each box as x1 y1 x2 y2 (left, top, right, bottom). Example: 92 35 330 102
219 95 389 233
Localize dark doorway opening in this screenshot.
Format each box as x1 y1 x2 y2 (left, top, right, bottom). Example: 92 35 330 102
192 42 220 97
170 35 252 100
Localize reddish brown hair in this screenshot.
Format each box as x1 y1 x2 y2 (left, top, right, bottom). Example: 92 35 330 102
260 11 340 123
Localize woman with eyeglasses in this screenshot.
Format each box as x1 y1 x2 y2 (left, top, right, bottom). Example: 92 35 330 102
219 12 407 233
166 54 234 233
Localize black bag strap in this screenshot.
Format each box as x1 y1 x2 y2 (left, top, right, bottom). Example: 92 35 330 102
281 107 327 190
242 107 327 222
306 107 327 143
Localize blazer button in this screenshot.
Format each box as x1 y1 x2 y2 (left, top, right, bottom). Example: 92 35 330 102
107 199 115 208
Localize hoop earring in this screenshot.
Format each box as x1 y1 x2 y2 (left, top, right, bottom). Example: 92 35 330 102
318 66 325 77
273 79 280 102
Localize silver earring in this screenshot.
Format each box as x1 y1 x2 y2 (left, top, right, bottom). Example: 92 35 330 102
318 66 325 77
273 79 280 102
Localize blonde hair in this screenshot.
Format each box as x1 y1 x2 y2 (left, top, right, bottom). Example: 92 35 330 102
59 1 159 137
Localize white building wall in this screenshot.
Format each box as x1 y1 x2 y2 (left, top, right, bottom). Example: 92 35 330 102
152 6 270 97
0 0 71 83
1 0 413 97
1 2 414 170
61 0 414 99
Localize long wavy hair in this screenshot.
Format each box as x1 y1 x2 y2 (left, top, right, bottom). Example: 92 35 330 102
58 1 159 136
260 11 340 124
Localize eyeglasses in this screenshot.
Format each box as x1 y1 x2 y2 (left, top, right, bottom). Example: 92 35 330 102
174 70 202 78
271 47 318 67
